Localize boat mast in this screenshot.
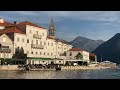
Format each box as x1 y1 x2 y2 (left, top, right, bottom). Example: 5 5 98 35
101 54 102 62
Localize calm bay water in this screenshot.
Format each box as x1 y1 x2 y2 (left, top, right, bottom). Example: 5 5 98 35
0 69 120 79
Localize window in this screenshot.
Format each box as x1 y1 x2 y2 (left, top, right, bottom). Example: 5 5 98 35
48 42 49 46
36 40 38 44
22 39 24 43
30 30 31 34
51 53 53 55
48 53 49 55
36 52 37 54
40 41 42 45
17 38 19 42
69 52 72 56
27 51 29 54
44 42 46 45
44 52 45 55
51 43 53 46
27 39 29 43
40 52 41 55
43 33 44 36
32 40 33 44
36 31 38 34
31 52 33 54
3 36 6 42
58 52 59 54
42 61 44 63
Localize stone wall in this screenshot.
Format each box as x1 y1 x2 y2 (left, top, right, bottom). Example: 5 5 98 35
0 65 18 70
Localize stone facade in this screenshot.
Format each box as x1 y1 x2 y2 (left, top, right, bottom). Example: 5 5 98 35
0 34 13 59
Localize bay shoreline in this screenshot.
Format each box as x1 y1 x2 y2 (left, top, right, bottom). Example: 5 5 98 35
0 65 117 71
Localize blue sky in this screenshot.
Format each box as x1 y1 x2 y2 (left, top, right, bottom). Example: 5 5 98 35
1 11 120 41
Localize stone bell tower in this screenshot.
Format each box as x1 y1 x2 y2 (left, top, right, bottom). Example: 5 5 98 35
49 18 56 38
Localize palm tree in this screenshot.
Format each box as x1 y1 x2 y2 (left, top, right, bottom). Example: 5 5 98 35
75 52 83 60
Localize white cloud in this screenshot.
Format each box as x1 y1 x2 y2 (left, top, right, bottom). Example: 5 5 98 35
1 11 120 41
1 11 120 24
15 11 38 16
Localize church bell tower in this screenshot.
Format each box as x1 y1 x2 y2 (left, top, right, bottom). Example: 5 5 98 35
49 18 55 38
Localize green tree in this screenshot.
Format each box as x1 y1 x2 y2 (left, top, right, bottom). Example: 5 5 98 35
15 47 20 54
75 52 83 60
12 47 26 59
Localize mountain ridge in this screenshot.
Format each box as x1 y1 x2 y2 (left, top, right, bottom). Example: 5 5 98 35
69 36 104 52
92 33 120 63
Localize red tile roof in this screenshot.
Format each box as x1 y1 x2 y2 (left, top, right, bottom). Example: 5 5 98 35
69 48 83 51
89 53 96 56
0 21 14 26
0 26 25 35
0 33 14 41
17 21 47 30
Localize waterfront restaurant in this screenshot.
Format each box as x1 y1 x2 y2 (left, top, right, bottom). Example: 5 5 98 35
66 48 90 66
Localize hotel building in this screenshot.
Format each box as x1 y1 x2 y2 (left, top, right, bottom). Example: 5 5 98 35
0 18 73 64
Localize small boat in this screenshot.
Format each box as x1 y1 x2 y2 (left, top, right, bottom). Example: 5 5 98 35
55 65 61 71
24 65 30 71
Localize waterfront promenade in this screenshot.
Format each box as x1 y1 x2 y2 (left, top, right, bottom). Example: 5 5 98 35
0 64 117 71
61 66 111 70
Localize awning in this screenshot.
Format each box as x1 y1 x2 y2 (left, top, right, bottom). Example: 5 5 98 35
65 59 89 62
27 57 54 61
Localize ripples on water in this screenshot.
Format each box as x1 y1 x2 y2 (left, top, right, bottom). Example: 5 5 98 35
0 69 120 79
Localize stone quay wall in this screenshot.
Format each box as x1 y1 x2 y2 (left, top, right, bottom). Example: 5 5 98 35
0 65 19 70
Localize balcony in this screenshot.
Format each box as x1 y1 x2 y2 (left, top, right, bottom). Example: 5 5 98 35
31 44 44 49
0 48 11 53
33 34 42 39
